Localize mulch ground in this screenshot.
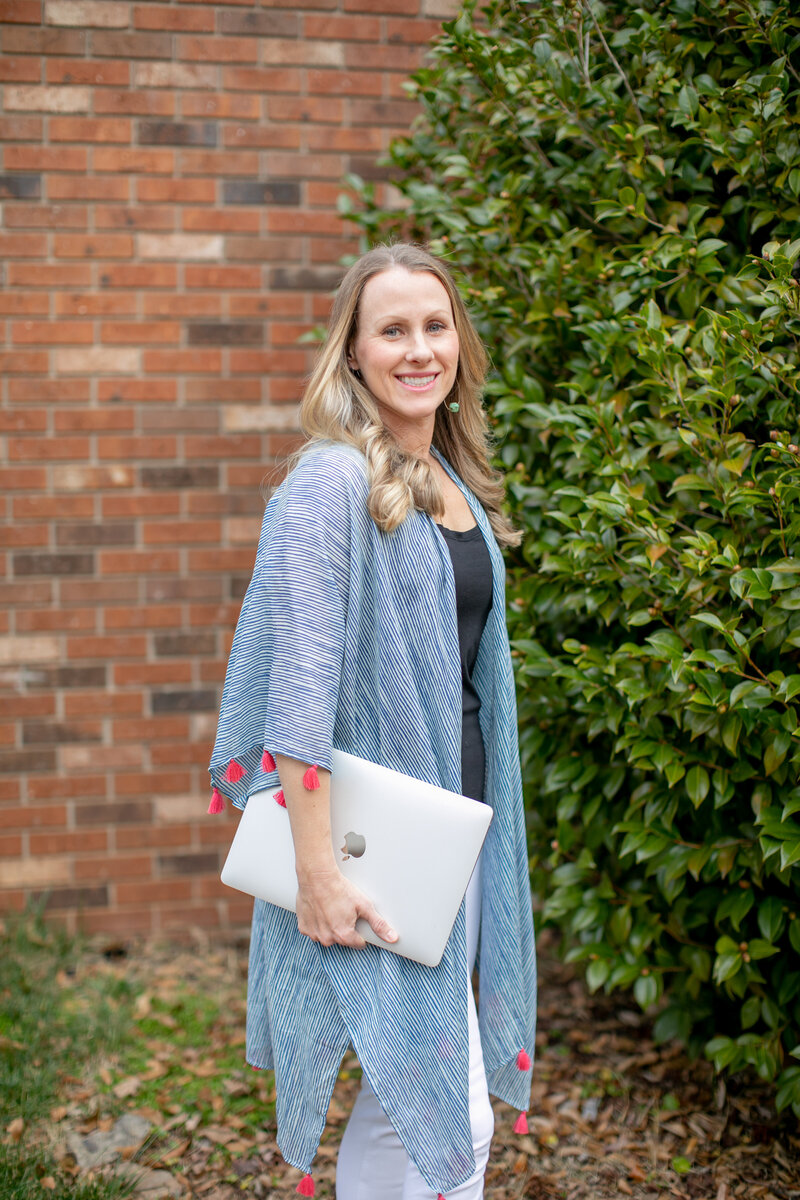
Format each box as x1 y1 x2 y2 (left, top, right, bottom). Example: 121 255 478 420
48 928 800 1199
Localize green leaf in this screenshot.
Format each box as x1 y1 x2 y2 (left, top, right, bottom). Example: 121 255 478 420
686 765 710 807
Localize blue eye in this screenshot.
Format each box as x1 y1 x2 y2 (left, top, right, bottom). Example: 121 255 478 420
383 326 401 337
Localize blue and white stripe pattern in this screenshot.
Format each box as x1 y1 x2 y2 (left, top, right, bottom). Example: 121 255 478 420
208 442 537 1195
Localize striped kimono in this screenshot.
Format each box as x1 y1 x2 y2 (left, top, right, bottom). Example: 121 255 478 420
208 441 537 1195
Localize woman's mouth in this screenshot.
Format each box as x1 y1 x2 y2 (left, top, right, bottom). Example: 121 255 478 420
395 373 438 390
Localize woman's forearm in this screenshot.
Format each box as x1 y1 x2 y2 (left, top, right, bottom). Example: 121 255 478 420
275 753 336 881
274 752 397 948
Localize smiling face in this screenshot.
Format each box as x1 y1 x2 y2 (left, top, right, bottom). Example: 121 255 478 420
347 266 460 452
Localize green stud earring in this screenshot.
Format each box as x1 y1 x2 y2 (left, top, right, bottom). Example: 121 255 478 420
448 401 460 412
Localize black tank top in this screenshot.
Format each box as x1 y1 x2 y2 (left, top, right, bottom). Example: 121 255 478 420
436 523 493 803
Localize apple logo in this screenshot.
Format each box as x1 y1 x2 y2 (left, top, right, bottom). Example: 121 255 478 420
341 831 366 861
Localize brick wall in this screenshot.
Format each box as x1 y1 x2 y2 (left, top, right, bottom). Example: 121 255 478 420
0 0 458 938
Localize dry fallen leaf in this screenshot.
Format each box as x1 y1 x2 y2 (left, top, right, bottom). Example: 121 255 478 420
113 1076 142 1100
6 1117 24 1142
40 1178 56 1191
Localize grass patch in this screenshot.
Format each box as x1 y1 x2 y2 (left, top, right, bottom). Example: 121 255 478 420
0 906 136 1200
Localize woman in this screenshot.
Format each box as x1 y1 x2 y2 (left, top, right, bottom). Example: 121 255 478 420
208 243 537 1199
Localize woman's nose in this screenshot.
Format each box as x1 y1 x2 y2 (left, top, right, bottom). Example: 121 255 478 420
405 330 434 361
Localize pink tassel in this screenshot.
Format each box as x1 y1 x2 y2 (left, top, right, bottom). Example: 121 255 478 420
261 749 276 772
274 790 286 807
296 1176 315 1197
207 788 225 815
516 1049 531 1070
513 1112 529 1135
302 764 320 791
438 1194 446 1199
224 758 245 783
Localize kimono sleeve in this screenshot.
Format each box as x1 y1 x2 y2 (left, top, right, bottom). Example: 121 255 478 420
208 449 359 809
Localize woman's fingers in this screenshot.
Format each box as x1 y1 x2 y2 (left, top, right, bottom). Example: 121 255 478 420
356 897 398 945
296 875 397 948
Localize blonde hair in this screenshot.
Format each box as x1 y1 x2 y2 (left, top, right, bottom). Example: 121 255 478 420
299 242 520 549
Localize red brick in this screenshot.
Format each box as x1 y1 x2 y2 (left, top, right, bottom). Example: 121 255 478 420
350 97 418 125
182 208 259 233
345 0 418 10
100 320 180 344
386 16 445 41
65 634 147 659
5 145 87 171
266 151 345 179
95 88 175 115
134 4 214 32
16 606 96 631
46 57 130 85
117 880 191 904
0 467 48 490
53 407 134 431
0 398 46 426
0 836 24 858
0 115 43 139
136 177 216 203
96 378 177 401
50 116 131 142
101 496 180 518
75 855 153 881
7 264 92 289
222 65 301 92
97 263 177 287
5 203 88 229
0 57 44 82
184 265 260 289
0 1 43 23
0 293 50 315
142 350 222 374
0 526 49 548
94 147 174 174
93 203 174 229
63 691 142 717
13 320 93 344
55 292 136 316
14 494 94 518
105 607 183 632
268 96 343 124
3 27 86 54
178 149 259 176
143 293 222 317
180 35 259 62
307 68 383 96
347 43 420 70
141 519 221 545
114 663 192 687
10 434 91 461
0 350 50 374
81 908 154 935
0 233 47 258
48 175 130 200
221 124 301 150
10 378 88 402
100 549 181 575
181 92 259 119
92 31 173 58
2 805 68 831
27 774 107 801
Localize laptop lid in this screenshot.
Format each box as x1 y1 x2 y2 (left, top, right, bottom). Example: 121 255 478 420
221 748 493 967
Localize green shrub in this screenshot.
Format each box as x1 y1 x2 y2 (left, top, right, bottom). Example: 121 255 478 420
346 0 800 1112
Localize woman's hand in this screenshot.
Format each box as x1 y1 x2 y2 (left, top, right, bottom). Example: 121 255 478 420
275 753 398 950
296 865 398 949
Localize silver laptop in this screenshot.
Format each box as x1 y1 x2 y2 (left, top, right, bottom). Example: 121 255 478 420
221 748 493 967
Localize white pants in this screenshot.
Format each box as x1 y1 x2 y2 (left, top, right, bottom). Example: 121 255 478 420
336 863 493 1200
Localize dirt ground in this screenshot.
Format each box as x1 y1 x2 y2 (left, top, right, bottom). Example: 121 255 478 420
47 928 800 1200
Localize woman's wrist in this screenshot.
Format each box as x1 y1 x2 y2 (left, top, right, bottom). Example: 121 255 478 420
296 856 339 887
